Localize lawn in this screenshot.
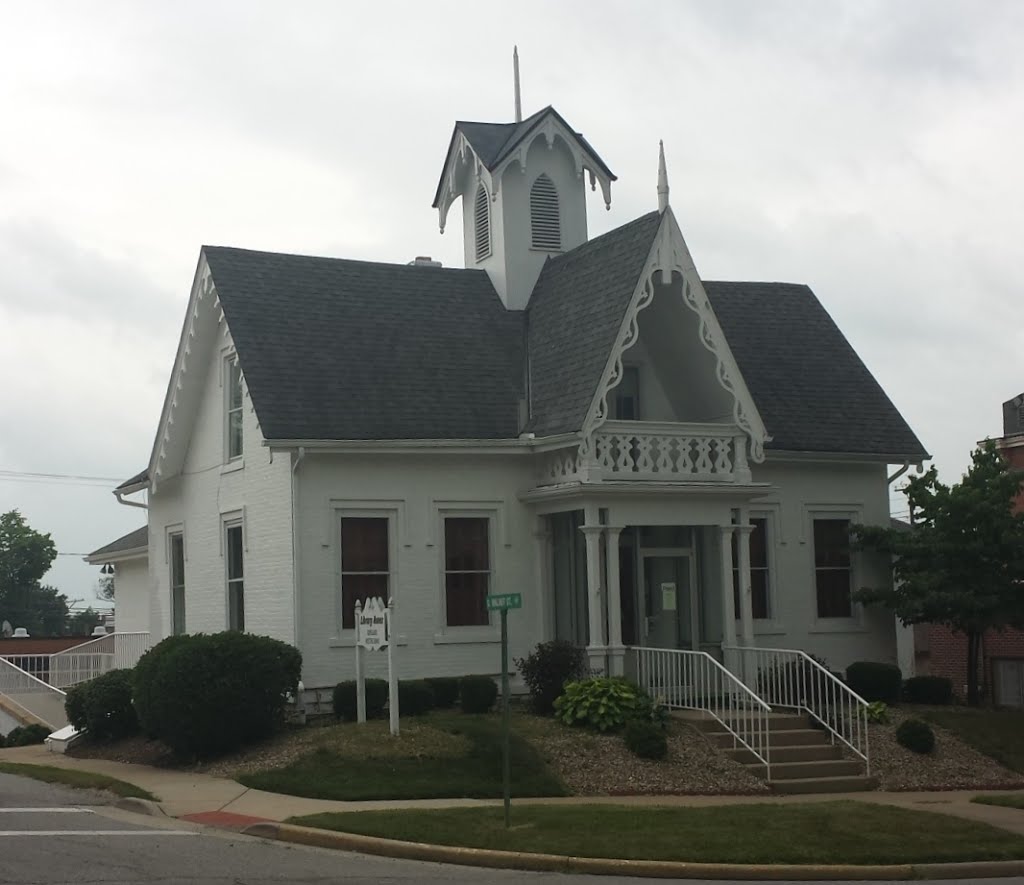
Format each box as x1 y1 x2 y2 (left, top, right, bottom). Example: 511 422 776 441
289 801 1024 865
974 793 1024 810
0 762 156 800
238 713 567 801
922 709 1024 773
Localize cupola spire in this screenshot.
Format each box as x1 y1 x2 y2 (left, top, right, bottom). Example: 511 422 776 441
513 46 522 122
657 140 670 212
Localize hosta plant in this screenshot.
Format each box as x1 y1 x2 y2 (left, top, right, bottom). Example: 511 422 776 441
866 701 890 724
554 677 647 732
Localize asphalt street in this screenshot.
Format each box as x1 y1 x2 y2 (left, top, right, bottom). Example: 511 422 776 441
0 772 1020 885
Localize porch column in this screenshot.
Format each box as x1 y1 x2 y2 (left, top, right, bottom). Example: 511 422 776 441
580 520 606 674
605 525 625 676
532 518 553 642
718 524 738 673
735 515 756 689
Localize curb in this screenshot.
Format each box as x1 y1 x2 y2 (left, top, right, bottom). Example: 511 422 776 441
115 798 166 817
239 822 1024 880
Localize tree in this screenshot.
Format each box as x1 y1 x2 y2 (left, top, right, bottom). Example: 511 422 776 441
96 574 115 602
0 510 69 635
853 441 1024 705
68 607 103 636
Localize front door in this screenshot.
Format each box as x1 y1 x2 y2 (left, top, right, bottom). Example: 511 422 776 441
642 554 697 650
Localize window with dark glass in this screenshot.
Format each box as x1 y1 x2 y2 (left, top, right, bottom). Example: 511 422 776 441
341 517 389 629
814 518 852 618
613 366 640 420
444 517 490 627
226 524 244 631
226 359 243 460
732 518 770 619
170 532 186 636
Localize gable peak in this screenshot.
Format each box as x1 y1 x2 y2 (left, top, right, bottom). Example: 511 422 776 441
657 140 670 212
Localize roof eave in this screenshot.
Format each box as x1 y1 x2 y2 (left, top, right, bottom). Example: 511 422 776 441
765 448 931 464
85 547 148 565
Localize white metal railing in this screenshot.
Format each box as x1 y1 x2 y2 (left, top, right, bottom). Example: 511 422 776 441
0 655 66 700
725 645 870 774
1 632 153 691
632 646 772 778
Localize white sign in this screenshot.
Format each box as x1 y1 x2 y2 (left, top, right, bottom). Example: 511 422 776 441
660 582 677 611
357 597 388 651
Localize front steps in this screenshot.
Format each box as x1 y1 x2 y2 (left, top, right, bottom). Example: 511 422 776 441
683 710 877 795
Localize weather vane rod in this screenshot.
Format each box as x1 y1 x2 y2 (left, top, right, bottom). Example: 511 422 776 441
513 46 522 122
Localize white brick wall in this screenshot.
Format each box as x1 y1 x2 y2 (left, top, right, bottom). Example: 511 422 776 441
110 558 149 634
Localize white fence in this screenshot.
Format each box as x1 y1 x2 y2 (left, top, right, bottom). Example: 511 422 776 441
725 645 870 774
0 632 152 692
631 646 773 778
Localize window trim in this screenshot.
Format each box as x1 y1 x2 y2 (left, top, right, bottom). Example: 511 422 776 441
731 510 786 636
224 353 244 463
223 517 245 632
529 173 563 252
168 529 186 636
334 507 398 641
434 507 501 644
805 506 865 631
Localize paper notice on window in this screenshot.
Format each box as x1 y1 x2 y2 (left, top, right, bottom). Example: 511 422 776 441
660 582 677 611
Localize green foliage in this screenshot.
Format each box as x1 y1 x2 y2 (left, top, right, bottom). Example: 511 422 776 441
514 640 588 715
397 680 435 716
866 701 890 724
64 681 90 731
424 677 460 708
459 675 498 713
853 441 1024 705
903 676 954 705
75 670 138 740
332 679 388 721
0 511 71 636
623 718 668 759
845 662 902 703
554 677 648 732
134 632 301 758
68 607 104 637
896 717 936 754
132 635 191 737
5 724 50 746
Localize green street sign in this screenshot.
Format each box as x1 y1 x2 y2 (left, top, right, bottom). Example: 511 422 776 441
486 593 522 611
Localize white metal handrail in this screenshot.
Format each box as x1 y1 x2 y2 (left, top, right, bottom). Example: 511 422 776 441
0 655 66 699
725 645 870 774
1 632 153 691
631 646 772 778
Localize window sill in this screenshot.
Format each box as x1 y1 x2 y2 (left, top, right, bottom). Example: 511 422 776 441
433 630 501 645
329 634 408 649
221 459 245 475
735 619 787 637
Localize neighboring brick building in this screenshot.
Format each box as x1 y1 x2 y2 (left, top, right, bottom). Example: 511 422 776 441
916 393 1024 706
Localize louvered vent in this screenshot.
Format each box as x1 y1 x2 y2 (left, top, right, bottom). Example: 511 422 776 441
474 185 491 261
530 174 561 251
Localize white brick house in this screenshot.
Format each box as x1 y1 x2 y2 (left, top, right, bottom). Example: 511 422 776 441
89 100 928 695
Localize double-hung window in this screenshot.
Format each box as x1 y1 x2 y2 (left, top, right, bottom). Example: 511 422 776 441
341 517 390 630
814 518 853 618
169 532 186 635
732 518 770 620
225 523 245 631
226 358 243 461
443 517 490 627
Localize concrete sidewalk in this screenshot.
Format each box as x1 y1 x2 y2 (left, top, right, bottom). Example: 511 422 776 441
2 743 1023 838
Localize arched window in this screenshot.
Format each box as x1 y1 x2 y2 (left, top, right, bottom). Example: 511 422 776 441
474 184 491 262
530 174 561 251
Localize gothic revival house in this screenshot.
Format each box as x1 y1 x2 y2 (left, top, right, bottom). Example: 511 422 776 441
92 92 928 700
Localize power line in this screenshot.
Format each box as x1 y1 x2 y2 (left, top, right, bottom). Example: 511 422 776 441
0 469 123 487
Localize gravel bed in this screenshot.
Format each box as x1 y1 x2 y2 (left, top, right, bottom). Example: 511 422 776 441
869 709 1024 792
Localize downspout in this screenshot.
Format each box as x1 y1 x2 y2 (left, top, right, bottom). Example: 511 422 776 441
887 462 911 487
290 447 306 654
114 489 149 510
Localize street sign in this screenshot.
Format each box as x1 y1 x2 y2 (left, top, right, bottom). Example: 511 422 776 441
486 592 522 611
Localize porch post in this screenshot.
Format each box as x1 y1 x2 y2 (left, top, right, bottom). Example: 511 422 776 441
580 517 607 674
532 518 553 642
735 514 756 689
718 524 738 672
605 525 625 676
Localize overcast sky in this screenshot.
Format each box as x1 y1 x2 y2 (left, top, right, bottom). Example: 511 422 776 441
1 1 1021 610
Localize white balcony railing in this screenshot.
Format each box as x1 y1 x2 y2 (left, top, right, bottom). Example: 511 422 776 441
538 421 751 486
0 632 153 692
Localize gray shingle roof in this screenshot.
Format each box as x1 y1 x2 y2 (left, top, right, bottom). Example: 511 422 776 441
88 526 148 560
204 248 525 441
115 469 148 491
706 281 928 459
526 212 663 437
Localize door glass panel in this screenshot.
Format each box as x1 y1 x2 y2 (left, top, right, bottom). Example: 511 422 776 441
643 555 692 649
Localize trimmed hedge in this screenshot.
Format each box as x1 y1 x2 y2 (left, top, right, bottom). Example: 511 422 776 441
65 669 138 740
903 676 953 706
896 717 935 754
424 677 460 709
845 661 902 704
132 634 191 738
332 679 388 721
5 724 49 746
459 675 498 713
133 632 301 758
623 718 668 759
397 680 435 716
514 640 588 715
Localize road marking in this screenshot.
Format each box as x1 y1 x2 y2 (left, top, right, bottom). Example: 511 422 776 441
0 830 197 836
0 808 93 813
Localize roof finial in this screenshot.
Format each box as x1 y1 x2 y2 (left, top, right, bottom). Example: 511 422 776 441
513 46 522 123
657 140 670 212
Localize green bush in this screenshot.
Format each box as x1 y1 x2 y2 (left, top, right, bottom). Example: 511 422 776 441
424 677 460 709
64 681 91 732
132 634 192 737
866 701 890 724
397 680 435 716
895 717 935 754
136 632 301 758
555 677 647 732
332 679 388 721
623 717 668 760
6 724 50 746
903 676 953 706
459 675 498 713
514 640 588 715
845 662 902 704
78 670 137 740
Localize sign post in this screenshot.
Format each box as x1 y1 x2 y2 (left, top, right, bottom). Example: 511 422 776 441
486 592 522 828
354 596 391 727
386 597 399 737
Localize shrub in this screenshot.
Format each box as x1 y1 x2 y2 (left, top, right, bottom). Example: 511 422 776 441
866 701 890 724
459 675 498 713
903 676 953 706
79 669 138 740
331 679 388 721
64 681 91 732
136 632 301 758
6 724 50 746
554 677 647 732
845 661 902 704
424 677 460 709
397 680 435 716
896 717 936 754
623 717 668 760
514 640 588 715
132 634 192 737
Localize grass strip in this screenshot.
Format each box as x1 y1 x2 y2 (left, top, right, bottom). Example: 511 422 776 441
289 801 1024 865
0 762 157 800
922 710 1024 774
238 714 566 801
974 793 1024 810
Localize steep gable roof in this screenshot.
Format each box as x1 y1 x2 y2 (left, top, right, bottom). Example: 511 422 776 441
203 248 525 441
706 281 928 459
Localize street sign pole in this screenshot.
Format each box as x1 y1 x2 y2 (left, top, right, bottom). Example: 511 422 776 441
501 606 510 829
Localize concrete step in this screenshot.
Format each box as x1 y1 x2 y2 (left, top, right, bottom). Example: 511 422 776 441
704 727 830 749
745 759 864 781
727 743 843 765
769 775 879 795
721 713 810 732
